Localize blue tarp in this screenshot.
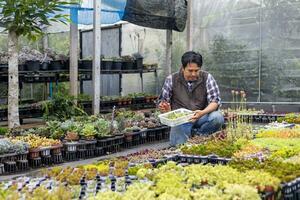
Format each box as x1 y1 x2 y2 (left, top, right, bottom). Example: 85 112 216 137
60 0 127 25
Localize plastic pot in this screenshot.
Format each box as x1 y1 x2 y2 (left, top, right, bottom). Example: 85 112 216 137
25 61 40 71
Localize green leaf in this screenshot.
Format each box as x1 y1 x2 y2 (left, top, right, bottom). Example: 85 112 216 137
1 0 73 40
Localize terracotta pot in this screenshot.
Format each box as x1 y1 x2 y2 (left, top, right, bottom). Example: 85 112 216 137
264 185 275 193
52 147 62 155
29 149 40 159
125 133 133 141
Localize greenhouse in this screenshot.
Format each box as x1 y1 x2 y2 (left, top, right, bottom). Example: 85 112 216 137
0 0 300 199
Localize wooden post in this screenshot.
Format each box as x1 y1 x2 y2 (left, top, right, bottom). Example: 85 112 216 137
70 7 79 100
93 0 101 114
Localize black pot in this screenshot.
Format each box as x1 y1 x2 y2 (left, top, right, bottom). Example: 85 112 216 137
102 60 113 70
0 64 8 72
112 61 122 70
64 60 69 70
40 62 49 70
80 60 92 70
122 61 134 70
18 64 27 71
26 61 40 71
135 58 143 70
50 60 65 71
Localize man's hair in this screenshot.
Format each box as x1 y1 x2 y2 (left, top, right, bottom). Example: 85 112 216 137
181 51 203 68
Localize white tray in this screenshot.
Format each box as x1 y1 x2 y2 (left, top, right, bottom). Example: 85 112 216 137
158 108 194 127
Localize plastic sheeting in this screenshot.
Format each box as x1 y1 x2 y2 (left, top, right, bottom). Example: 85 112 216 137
1 0 187 30
65 0 187 31
190 0 300 102
122 0 187 31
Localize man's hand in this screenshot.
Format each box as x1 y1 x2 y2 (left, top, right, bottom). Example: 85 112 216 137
158 101 171 113
189 110 205 122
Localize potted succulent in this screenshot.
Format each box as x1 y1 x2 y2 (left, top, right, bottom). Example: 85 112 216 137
143 63 158 70
113 168 125 177
79 56 93 70
94 118 111 139
97 163 110 177
145 94 154 103
112 57 123 70
128 92 147 104
133 53 143 70
0 127 8 137
118 96 131 105
0 139 16 155
80 124 96 140
39 51 53 71
121 55 135 70
65 131 79 142
101 57 113 70
245 170 280 192
19 47 44 71
86 168 98 180
123 127 134 142
66 169 84 185
46 48 69 71
0 51 8 72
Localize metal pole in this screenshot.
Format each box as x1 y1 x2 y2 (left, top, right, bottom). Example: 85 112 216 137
258 0 263 102
187 0 193 51
166 29 172 75
93 0 101 114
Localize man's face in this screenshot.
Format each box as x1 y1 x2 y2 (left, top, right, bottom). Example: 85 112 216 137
182 63 201 81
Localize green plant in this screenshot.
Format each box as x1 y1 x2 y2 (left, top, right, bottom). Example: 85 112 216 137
229 159 300 183
180 138 249 158
223 184 260 200
128 165 143 176
78 93 92 101
121 55 134 61
278 113 300 124
0 0 75 129
45 166 63 178
46 120 64 139
94 118 111 137
97 163 109 176
165 111 190 120
93 191 122 200
85 168 97 180
250 138 300 159
80 124 96 139
0 127 8 136
122 183 156 200
42 87 87 121
284 154 300 164
256 126 300 138
244 170 280 191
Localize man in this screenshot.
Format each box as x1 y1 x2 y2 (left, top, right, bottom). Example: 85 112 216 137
159 51 224 146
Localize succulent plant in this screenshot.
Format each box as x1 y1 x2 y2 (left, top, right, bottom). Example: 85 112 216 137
18 46 50 64
80 124 96 140
0 51 9 64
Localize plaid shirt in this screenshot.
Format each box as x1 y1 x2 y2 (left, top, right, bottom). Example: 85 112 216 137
160 72 221 106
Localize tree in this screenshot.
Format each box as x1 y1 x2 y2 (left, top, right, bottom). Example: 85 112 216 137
0 0 72 128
